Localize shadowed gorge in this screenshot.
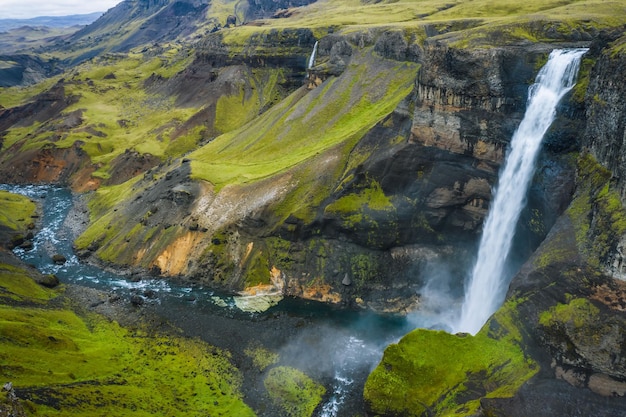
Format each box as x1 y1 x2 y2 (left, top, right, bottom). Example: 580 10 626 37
1 0 626 416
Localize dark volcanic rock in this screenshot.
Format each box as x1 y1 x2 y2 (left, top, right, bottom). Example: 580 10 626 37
130 295 145 306
481 378 626 417
52 254 67 265
105 149 160 186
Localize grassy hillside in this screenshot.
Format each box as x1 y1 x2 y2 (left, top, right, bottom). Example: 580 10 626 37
0 266 256 416
0 191 254 416
221 0 626 46
190 50 419 189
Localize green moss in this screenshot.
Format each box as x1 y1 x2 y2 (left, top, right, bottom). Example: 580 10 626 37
325 179 393 215
75 177 149 255
243 247 271 287
0 264 59 303
0 191 36 232
539 297 600 328
364 325 537 416
190 51 419 189
571 57 595 103
270 142 350 225
568 153 626 265
349 253 381 290
264 366 325 417
214 68 283 135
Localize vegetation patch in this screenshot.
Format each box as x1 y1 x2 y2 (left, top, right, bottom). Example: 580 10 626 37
364 307 537 416
325 178 393 215
568 153 626 265
190 50 418 189
263 366 325 417
244 342 279 371
0 264 58 303
539 297 600 328
0 191 36 232
217 0 626 48
0 260 255 416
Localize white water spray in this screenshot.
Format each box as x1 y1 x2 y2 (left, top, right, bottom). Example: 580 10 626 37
455 48 587 335
308 40 318 69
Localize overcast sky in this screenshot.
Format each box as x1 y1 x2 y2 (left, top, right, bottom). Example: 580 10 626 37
0 0 122 19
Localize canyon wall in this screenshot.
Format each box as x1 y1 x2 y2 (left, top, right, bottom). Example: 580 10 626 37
365 33 626 416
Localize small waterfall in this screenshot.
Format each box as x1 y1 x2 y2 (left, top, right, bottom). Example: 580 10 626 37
455 48 587 335
308 40 318 70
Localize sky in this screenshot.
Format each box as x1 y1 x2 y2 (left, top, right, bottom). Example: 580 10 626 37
0 0 122 19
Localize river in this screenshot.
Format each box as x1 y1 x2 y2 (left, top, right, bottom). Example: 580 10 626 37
1 183 418 416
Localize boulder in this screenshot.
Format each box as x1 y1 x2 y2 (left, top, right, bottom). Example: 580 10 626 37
36 274 60 288
52 254 67 265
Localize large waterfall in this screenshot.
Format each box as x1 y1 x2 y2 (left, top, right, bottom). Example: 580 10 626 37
455 48 587 335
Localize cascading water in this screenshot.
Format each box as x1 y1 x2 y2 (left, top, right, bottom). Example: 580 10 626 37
308 40 319 69
455 48 588 335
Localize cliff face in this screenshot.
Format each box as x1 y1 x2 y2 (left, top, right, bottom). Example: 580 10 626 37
583 35 626 278
0 26 585 311
66 33 582 313
365 36 626 416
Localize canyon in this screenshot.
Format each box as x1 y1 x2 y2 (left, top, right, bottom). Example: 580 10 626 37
1 0 626 416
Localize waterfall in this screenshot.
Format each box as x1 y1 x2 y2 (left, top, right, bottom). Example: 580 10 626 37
455 48 587 335
308 40 318 70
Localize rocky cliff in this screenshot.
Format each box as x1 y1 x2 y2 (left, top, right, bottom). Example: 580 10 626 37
364 32 626 417
1 1 626 415
0 12 606 312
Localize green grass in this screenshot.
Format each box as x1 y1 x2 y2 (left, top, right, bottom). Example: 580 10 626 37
219 0 626 47
0 260 255 416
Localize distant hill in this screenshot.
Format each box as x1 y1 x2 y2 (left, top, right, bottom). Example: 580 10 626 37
0 12 103 33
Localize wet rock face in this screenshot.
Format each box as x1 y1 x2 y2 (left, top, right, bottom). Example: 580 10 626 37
413 45 542 162
584 44 626 199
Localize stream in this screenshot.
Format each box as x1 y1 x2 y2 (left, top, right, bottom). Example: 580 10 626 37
2 183 422 416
